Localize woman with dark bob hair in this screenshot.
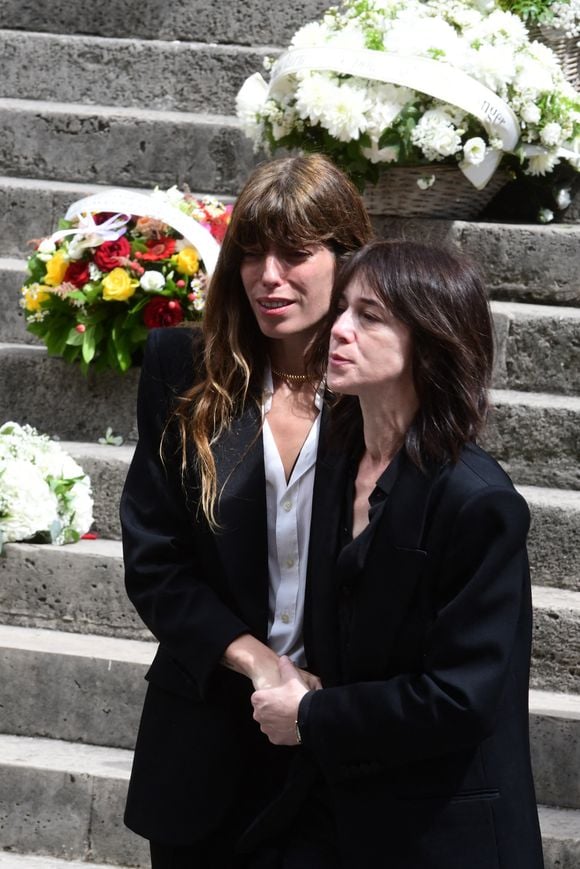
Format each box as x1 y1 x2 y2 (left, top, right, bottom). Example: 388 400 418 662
251 240 545 869
120 154 373 868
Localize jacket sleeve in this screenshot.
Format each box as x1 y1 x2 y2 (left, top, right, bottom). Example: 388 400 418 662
120 329 251 698
298 485 531 781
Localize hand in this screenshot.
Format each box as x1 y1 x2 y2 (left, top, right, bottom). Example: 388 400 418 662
222 634 283 690
295 667 322 692
251 656 311 745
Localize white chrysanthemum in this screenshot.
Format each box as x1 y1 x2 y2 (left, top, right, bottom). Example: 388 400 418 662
467 9 528 46
295 73 341 126
383 17 464 64
540 122 564 147
320 82 371 142
326 25 366 51
525 152 560 175
291 21 332 49
462 137 487 165
466 43 516 92
515 54 556 95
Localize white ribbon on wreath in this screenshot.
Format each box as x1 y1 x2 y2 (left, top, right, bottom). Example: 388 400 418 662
60 189 221 275
240 46 524 189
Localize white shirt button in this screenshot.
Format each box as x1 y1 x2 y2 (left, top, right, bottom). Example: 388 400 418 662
281 613 290 624
283 500 293 512
286 557 295 568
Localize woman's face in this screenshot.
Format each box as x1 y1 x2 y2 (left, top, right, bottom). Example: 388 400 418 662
327 278 414 398
240 243 335 347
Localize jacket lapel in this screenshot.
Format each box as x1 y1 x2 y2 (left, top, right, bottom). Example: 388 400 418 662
212 403 270 639
344 453 439 681
304 417 350 686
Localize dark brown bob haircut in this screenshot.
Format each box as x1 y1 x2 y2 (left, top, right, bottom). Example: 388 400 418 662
310 240 494 467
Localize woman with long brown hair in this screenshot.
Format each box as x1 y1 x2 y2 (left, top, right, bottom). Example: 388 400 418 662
252 241 544 869
120 154 373 868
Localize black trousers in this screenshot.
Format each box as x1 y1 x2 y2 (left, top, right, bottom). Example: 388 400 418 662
150 838 337 869
150 785 338 869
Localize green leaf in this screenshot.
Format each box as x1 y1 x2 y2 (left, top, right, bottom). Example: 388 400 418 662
66 327 84 346
82 325 97 363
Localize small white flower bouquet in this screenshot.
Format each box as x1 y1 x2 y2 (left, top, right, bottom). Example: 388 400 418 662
237 0 580 195
0 422 93 551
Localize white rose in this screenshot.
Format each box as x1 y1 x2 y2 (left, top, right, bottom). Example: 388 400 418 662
140 271 166 292
522 103 541 125
462 137 487 166
36 238 56 262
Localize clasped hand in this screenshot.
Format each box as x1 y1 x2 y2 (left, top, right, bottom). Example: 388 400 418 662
251 656 320 745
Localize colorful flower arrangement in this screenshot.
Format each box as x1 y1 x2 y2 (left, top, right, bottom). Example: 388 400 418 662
498 0 580 37
0 421 93 551
236 0 580 190
21 188 232 373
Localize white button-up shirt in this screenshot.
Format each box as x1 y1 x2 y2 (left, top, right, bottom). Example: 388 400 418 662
262 368 323 668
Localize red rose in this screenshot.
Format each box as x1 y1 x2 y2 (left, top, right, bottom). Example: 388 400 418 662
94 236 131 271
142 297 184 329
63 260 90 288
137 237 176 261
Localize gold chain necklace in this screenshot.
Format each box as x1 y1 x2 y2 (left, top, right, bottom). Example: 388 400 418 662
271 367 310 382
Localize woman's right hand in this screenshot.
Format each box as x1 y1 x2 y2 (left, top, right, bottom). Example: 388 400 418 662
222 634 322 691
222 633 284 690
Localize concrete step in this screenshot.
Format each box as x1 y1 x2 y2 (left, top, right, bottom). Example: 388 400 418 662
532 586 580 695
540 805 580 869
1 176 579 306
491 301 580 395
0 624 154 749
0 98 256 193
62 442 134 540
530 690 580 811
483 389 580 489
0 538 150 640
0 30 275 116
0 1 329 46
0 734 148 867
378 217 580 306
522 486 580 591
0 257 38 344
0 343 139 442
0 854 132 869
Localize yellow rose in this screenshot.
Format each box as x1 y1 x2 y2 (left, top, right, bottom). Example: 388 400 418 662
175 246 200 276
102 268 139 302
44 249 68 287
21 284 50 312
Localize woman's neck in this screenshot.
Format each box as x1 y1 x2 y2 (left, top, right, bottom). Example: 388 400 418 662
358 385 418 468
268 335 311 376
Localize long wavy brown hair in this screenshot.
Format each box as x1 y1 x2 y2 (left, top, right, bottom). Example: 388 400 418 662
172 154 374 526
308 240 494 467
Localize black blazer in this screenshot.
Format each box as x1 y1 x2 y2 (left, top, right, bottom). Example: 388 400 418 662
271 441 544 869
121 327 308 844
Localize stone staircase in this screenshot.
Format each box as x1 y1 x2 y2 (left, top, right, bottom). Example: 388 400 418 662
0 1 579 866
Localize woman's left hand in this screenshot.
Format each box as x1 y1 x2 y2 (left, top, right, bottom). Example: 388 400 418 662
251 656 313 745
